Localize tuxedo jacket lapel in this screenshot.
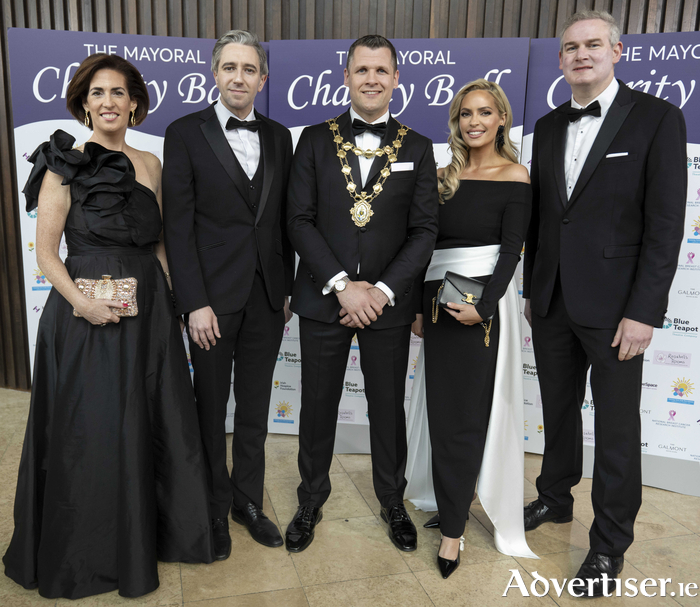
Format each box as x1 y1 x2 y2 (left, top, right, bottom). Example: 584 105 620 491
256 112 275 225
551 110 569 207
568 83 635 209
200 109 249 201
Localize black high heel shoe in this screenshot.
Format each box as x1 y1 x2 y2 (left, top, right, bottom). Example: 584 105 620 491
437 536 464 579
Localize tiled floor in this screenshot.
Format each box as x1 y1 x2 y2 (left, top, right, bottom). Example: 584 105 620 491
1 386 699 606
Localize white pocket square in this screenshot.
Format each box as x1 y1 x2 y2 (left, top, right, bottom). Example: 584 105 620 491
391 162 414 172
606 152 628 158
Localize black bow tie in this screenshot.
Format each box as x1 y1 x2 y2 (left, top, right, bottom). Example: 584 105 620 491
226 116 261 132
352 119 387 138
564 101 602 122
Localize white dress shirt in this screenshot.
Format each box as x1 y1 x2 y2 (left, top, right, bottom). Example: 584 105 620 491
323 108 395 306
214 102 260 180
351 107 389 187
564 78 619 200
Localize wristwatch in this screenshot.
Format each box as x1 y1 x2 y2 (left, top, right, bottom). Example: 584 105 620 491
332 276 350 294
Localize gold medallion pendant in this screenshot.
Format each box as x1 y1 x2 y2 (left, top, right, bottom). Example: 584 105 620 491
350 199 374 227
327 117 410 228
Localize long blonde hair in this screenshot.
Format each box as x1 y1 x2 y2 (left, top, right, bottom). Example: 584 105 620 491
439 79 519 203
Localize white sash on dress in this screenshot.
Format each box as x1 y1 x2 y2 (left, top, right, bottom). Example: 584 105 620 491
405 245 538 559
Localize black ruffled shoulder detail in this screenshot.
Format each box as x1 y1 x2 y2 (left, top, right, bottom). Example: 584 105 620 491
23 130 79 212
22 130 160 248
23 130 136 212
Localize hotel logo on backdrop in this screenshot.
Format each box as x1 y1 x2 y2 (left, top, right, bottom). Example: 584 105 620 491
677 287 700 299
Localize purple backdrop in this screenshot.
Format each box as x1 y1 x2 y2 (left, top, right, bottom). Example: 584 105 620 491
524 33 700 140
7 28 269 136
268 37 530 141
8 27 700 467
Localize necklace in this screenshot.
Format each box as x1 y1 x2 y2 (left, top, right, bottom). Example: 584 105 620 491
327 117 409 227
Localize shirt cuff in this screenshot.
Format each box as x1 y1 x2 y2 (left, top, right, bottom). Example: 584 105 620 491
375 281 395 306
323 271 348 295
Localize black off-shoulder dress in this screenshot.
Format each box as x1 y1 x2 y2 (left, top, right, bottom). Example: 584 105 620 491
3 131 213 600
421 180 531 539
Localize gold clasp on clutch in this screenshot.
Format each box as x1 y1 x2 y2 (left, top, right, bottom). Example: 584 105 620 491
94 275 114 300
462 292 475 304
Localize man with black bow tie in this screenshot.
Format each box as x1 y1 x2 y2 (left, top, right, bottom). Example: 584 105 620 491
285 35 439 553
162 30 294 559
523 11 686 597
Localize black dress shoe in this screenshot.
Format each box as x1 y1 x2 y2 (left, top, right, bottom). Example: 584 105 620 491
231 502 283 548
211 517 232 560
572 551 624 597
285 505 323 553
437 537 463 579
423 510 469 529
524 498 573 531
380 504 417 552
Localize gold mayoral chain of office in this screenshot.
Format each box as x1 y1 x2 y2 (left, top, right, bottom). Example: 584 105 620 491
327 116 410 228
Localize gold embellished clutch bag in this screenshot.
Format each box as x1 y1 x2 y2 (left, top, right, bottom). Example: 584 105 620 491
73 275 138 317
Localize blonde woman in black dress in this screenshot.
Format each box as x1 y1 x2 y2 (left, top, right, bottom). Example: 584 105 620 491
407 79 537 578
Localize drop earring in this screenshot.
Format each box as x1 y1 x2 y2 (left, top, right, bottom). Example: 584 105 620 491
130 109 136 127
84 111 90 128
496 125 505 148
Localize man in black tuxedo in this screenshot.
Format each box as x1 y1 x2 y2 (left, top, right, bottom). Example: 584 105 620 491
523 11 686 596
285 35 439 553
162 30 294 559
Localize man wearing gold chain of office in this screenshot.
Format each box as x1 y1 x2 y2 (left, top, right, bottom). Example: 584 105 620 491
286 35 439 554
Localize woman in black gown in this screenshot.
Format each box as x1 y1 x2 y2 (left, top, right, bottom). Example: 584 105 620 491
3 54 213 600
410 79 534 578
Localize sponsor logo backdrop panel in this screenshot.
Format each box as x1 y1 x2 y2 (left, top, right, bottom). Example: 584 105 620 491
15 28 697 461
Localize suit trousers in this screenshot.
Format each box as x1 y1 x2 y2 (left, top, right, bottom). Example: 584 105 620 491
531 276 643 556
423 280 499 539
297 316 411 509
188 271 284 519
